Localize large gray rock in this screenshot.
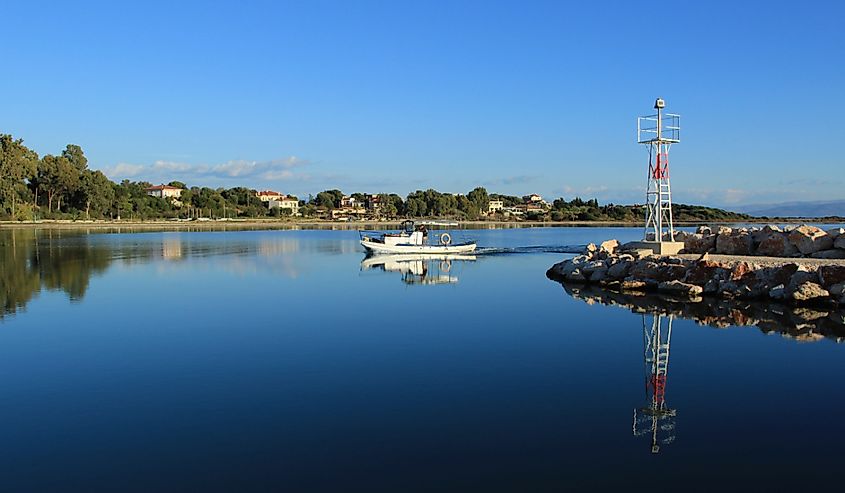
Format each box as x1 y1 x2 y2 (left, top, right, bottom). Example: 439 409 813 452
581 260 608 281
703 278 720 294
566 268 586 281
581 260 608 274
672 230 690 242
716 231 753 255
755 263 800 291
551 258 584 280
717 280 754 299
684 233 716 254
629 260 687 282
826 228 845 240
790 282 829 302
788 225 834 255
589 268 608 283
836 235 845 250
606 260 631 279
810 249 845 259
658 280 703 296
696 225 712 235
818 266 845 288
756 229 798 257
788 269 819 292
752 226 772 244
683 260 727 285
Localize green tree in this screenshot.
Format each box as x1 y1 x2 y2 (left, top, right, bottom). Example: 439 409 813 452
315 191 339 209
467 186 489 217
78 170 115 218
0 135 38 217
38 154 78 213
113 181 132 219
372 193 403 217
61 144 88 173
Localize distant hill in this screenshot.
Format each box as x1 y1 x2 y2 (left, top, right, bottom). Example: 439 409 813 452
735 200 845 218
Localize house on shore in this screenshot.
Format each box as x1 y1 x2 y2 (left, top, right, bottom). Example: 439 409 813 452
146 184 183 199
523 193 551 209
488 200 504 214
340 195 359 208
268 196 300 215
256 190 300 215
256 190 283 202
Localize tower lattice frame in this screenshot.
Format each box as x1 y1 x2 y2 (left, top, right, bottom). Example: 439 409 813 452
638 99 680 242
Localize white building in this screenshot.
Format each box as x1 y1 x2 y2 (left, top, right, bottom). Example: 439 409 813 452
146 184 183 199
488 200 504 214
268 196 300 215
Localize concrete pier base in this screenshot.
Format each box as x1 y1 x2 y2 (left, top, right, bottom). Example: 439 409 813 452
623 241 684 255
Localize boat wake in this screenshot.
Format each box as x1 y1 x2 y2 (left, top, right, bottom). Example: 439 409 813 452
474 245 585 255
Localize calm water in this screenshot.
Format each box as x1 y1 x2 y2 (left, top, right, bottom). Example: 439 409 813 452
1 227 843 492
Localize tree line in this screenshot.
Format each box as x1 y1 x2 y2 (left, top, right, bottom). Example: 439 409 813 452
0 135 283 220
1 133 750 222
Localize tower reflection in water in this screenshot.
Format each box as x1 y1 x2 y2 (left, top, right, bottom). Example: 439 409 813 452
360 254 476 285
633 313 677 454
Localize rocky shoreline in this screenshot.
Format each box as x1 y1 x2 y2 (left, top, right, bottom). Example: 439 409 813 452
546 225 845 306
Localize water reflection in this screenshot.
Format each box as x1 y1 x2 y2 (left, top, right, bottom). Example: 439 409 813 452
360 254 476 285
555 282 845 343
633 313 677 454
0 229 345 318
1 230 112 317
551 282 845 456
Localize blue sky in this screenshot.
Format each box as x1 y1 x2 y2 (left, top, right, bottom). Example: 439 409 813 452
2 0 843 207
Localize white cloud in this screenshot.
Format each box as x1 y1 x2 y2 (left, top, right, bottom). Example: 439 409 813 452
152 161 195 173
101 162 145 178
98 155 311 185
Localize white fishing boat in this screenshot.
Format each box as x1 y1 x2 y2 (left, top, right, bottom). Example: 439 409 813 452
359 220 476 255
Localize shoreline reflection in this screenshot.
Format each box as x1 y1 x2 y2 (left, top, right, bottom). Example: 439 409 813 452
0 230 336 318
555 282 845 343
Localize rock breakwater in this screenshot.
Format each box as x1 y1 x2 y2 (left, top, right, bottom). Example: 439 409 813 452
679 225 845 258
547 238 845 306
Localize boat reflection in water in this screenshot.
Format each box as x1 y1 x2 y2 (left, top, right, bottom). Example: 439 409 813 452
360 253 476 285
633 313 677 454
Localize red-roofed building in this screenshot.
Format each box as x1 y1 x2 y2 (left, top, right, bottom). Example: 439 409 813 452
256 190 284 202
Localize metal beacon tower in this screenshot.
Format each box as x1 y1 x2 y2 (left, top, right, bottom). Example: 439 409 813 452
636 98 682 254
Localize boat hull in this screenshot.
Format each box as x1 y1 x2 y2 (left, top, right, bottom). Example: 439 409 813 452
360 239 477 255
